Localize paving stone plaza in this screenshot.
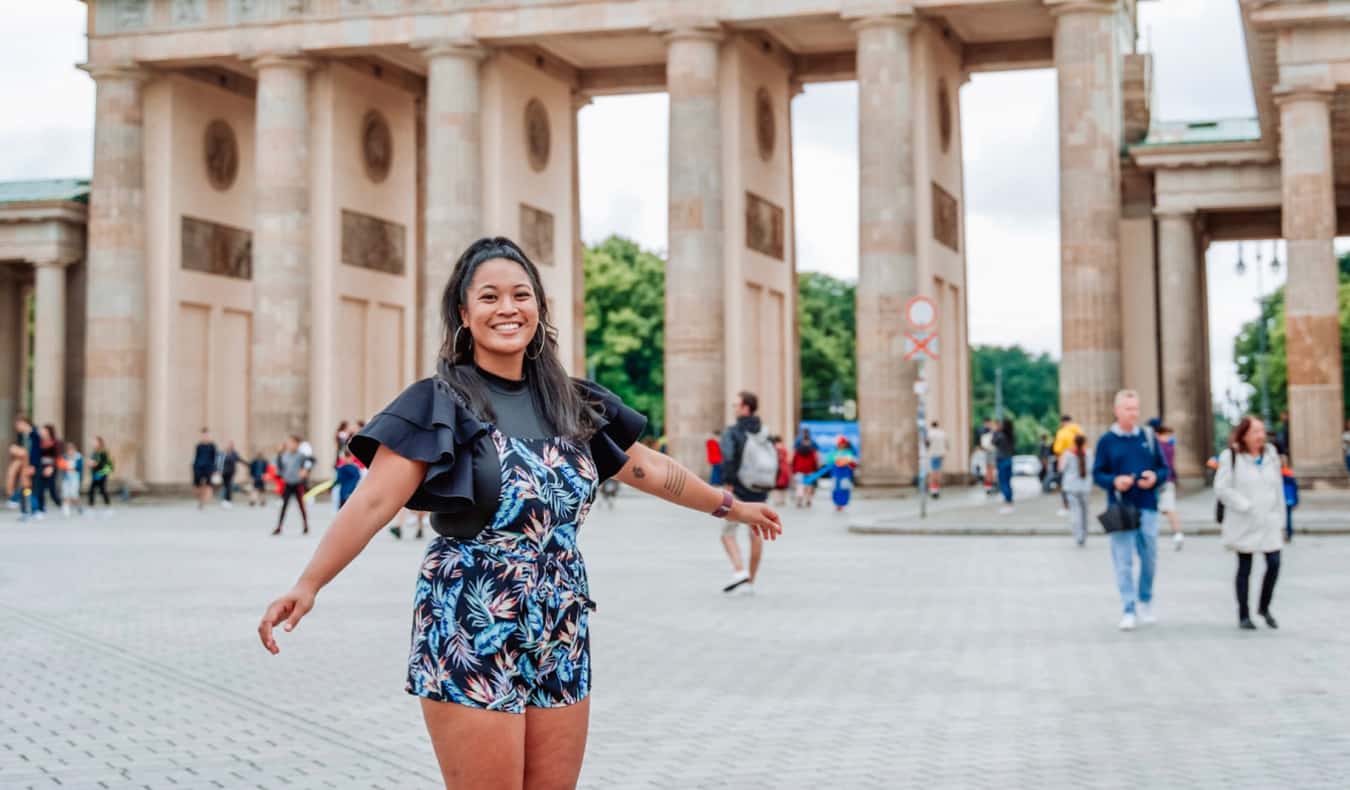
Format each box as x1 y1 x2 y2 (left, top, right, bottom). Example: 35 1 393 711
3 485 1349 789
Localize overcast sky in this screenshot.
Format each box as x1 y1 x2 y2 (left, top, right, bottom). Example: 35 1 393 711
0 0 1316 415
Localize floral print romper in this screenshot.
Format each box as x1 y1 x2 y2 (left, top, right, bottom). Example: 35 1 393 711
408 428 599 711
349 375 644 715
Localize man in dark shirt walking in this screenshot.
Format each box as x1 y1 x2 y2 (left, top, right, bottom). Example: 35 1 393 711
719 391 776 595
1093 389 1169 631
192 428 218 510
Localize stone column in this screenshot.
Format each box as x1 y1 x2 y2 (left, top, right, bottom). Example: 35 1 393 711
0 274 20 431
84 66 148 482
419 40 485 375
1052 0 1123 440
1277 88 1347 478
32 262 68 428
252 54 312 445
571 93 591 377
664 24 725 472
1156 210 1206 479
854 14 918 486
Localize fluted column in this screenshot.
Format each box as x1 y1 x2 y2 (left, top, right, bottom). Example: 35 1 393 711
419 40 485 375
0 275 20 432
252 53 312 445
1277 87 1346 478
1156 210 1206 478
664 24 725 472
1052 0 1124 441
854 14 918 486
32 261 69 428
84 65 148 482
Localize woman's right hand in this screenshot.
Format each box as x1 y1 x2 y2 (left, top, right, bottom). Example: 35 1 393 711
257 584 317 655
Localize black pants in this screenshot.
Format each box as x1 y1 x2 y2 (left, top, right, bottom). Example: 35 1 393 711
1236 550 1281 619
277 483 308 531
37 471 59 511
221 473 235 502
88 477 110 507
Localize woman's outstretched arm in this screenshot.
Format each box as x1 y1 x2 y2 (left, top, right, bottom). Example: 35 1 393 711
258 445 423 654
613 442 782 540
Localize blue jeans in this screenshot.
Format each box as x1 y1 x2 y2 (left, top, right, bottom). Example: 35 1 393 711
1109 509 1159 614
996 458 1013 503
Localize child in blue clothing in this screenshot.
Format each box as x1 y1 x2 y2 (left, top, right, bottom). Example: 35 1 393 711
805 437 858 512
1280 455 1298 543
334 448 362 510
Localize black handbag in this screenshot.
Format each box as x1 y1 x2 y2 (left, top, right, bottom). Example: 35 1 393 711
1098 496 1141 533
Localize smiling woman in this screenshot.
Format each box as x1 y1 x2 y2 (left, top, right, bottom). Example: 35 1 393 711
257 236 782 789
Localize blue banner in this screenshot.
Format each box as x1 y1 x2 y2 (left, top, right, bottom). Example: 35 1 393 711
798 420 860 453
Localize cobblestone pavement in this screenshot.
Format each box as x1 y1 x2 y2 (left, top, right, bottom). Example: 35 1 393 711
3 491 1349 789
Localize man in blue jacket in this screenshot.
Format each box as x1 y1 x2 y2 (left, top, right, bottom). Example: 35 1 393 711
1092 390 1169 631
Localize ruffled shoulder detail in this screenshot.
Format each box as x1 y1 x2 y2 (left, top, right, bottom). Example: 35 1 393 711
349 377 490 512
574 379 648 482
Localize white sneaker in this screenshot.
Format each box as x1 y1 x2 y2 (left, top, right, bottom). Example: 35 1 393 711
738 583 755 597
61 504 71 518
1138 603 1156 624
722 570 750 593
5 500 17 510
1173 532 1184 551
1118 613 1137 631
221 501 233 510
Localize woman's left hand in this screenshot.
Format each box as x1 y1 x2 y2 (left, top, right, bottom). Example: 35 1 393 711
730 501 783 541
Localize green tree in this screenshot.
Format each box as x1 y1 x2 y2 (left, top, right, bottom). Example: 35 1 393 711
969 345 1060 453
1233 254 1350 422
797 272 857 420
584 235 666 433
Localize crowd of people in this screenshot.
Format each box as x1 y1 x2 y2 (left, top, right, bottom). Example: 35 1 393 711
7 416 114 521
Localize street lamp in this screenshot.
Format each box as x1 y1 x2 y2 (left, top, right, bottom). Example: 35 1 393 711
1235 240 1280 425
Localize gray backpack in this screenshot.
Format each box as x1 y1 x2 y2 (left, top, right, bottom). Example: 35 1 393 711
739 429 779 491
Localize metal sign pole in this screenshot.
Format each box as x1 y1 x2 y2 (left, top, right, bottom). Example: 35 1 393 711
917 360 928 519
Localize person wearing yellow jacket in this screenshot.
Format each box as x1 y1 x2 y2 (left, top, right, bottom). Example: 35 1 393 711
1051 416 1084 514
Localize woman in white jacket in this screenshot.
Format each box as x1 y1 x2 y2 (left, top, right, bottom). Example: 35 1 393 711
1214 416 1285 630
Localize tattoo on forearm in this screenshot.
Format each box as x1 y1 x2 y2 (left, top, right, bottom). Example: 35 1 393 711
662 461 688 497
633 466 646 479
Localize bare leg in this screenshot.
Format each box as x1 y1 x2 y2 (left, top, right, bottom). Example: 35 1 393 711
421 699 526 790
1166 510 1181 535
721 532 745 573
747 532 764 583
523 699 590 790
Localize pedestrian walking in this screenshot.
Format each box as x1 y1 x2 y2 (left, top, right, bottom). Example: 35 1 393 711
1092 389 1169 631
87 436 114 516
993 417 1015 514
1281 456 1298 544
1214 416 1285 630
192 428 217 510
220 441 241 509
13 416 39 521
771 435 790 508
791 427 820 507
37 425 61 513
807 436 858 512
1052 415 1084 516
927 420 948 499
58 441 84 518
1059 433 1093 546
333 422 352 515
699 430 722 486
257 236 781 790
1154 424 1184 550
1342 419 1350 472
979 419 998 497
272 435 312 535
719 390 778 595
248 450 269 507
6 428 24 511
1037 433 1054 493
334 447 361 510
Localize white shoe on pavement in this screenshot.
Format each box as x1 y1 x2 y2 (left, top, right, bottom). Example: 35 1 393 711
1118 613 1137 631
221 501 233 509
738 582 755 597
1138 603 1156 624
722 570 751 593
1173 532 1184 551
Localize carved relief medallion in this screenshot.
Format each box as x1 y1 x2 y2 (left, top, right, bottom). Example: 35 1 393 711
937 77 953 154
755 87 775 162
524 99 551 172
203 120 239 191
362 110 393 184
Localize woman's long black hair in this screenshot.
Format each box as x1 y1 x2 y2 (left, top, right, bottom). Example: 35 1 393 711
437 236 600 441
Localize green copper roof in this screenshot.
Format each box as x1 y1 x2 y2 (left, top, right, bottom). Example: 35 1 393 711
0 179 91 205
1135 117 1261 147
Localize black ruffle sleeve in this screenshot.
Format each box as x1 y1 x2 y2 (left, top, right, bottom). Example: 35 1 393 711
575 379 648 481
348 377 490 512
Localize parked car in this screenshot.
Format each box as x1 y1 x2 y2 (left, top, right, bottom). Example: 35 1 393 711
1011 455 1042 478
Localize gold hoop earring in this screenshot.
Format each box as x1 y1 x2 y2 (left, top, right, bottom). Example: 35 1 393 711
525 331 544 361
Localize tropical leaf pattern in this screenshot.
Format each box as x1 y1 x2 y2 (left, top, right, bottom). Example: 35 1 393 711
406 429 599 714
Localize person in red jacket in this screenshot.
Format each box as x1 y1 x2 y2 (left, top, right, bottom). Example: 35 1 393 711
791 428 821 508
706 430 724 486
771 435 791 507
